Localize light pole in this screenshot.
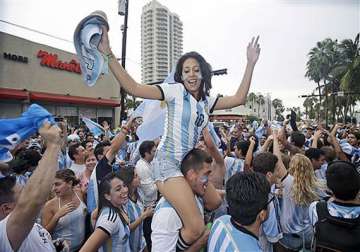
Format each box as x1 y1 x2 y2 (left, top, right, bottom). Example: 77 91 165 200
118 0 129 122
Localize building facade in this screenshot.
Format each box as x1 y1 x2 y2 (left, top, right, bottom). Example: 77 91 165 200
0 32 122 127
211 93 275 121
141 0 183 84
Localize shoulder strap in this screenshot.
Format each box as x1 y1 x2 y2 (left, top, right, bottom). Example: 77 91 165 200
316 201 329 220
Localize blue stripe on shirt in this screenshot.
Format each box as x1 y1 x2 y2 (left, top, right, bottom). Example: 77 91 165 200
181 91 191 157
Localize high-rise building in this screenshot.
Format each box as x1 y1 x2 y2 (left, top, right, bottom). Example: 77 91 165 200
141 0 183 84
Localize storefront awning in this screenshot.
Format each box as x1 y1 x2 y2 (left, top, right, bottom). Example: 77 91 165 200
30 91 120 107
0 88 120 107
0 88 28 100
210 114 244 121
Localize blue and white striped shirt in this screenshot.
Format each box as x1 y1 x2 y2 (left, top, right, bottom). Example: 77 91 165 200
309 201 360 225
224 156 245 184
208 215 262 252
259 193 283 252
126 199 146 252
156 83 217 162
95 207 131 252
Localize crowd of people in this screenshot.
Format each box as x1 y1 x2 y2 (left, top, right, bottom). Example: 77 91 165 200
0 22 360 252
1 110 360 252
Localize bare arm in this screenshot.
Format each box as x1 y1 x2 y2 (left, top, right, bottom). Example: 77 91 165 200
311 130 322 148
203 127 224 168
105 117 135 163
329 125 349 161
186 229 210 252
129 207 153 231
42 202 59 233
272 131 288 180
203 127 226 189
99 27 162 100
260 135 273 152
244 136 256 171
7 123 62 251
279 126 302 155
213 37 260 110
79 228 109 252
203 182 222 211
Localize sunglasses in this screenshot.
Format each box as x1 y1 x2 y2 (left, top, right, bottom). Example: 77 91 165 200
256 193 275 215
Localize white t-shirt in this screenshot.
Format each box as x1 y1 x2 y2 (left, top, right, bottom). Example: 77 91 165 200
69 163 86 177
0 214 55 252
135 158 157 207
151 196 204 252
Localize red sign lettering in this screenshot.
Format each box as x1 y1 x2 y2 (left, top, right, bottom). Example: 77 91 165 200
37 50 81 74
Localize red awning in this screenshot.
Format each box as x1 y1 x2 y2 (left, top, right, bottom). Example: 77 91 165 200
0 88 28 100
30 91 120 107
210 114 244 121
0 88 119 107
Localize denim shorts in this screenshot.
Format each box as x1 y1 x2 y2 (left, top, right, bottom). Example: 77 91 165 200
280 227 313 251
151 152 183 182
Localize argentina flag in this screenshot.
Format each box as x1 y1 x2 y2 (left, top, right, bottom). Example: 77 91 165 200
0 104 54 162
132 68 176 143
81 116 113 137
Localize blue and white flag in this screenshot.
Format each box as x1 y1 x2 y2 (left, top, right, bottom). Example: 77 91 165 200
207 122 221 147
132 67 176 144
0 104 54 162
81 116 114 137
134 100 166 143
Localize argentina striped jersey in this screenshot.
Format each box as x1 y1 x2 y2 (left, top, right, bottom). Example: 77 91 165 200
95 207 131 252
208 215 262 252
155 83 218 162
125 199 146 252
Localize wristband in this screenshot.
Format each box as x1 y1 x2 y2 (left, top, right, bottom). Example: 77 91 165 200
121 126 129 135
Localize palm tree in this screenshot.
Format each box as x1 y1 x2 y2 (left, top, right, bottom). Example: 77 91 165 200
303 97 311 119
257 94 265 118
303 96 318 120
305 38 341 125
272 98 285 121
247 92 257 113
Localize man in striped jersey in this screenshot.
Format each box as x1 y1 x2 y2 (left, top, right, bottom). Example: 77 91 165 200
208 172 271 252
224 136 256 184
151 149 222 252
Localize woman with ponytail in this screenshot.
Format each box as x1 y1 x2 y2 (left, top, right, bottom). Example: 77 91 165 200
42 169 87 251
80 172 131 252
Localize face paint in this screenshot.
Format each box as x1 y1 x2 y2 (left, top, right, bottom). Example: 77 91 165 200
182 70 202 82
199 175 209 184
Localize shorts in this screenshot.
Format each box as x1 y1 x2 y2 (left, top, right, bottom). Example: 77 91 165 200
280 227 313 251
151 152 183 182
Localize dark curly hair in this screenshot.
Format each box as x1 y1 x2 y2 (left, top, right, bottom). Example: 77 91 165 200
174 51 212 100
